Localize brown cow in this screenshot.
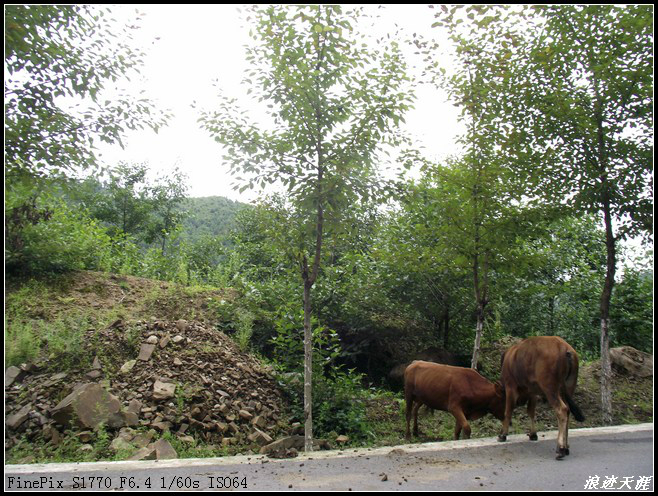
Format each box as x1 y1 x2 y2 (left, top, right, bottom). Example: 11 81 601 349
404 361 505 440
497 336 585 460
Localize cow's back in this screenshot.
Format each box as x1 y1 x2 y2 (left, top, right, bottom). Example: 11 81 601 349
502 336 578 397
405 360 491 411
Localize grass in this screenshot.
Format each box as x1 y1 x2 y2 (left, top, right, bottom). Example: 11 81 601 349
5 314 92 371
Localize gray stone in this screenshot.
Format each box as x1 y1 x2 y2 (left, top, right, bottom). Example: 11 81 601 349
127 399 142 415
50 383 123 430
153 380 176 401
251 415 267 429
239 409 254 421
110 437 134 452
129 446 156 461
153 439 178 459
86 370 102 379
121 410 139 427
248 428 273 446
259 435 329 455
131 432 154 448
5 366 26 387
7 404 32 430
610 346 653 377
120 360 137 374
138 343 156 361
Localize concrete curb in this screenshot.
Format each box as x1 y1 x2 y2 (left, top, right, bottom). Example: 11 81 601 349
5 423 653 474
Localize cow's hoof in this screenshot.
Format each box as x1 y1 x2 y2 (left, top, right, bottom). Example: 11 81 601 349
528 433 538 441
555 447 568 459
497 435 507 442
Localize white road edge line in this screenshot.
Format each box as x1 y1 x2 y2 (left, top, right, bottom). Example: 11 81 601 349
5 423 653 474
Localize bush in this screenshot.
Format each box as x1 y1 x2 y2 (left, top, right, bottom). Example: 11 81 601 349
7 198 112 275
271 310 371 440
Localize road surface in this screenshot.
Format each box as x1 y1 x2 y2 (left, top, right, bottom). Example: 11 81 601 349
5 424 653 491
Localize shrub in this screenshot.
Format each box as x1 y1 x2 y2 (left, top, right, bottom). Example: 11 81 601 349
7 199 112 275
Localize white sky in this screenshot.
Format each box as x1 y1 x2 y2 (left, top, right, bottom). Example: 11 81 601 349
92 4 464 202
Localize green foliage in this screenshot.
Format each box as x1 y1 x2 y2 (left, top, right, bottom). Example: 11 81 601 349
233 308 255 352
5 313 91 371
78 162 189 249
499 215 607 358
519 5 653 239
610 267 653 353
83 163 154 240
180 196 247 244
6 185 113 275
5 5 169 184
5 317 40 367
268 298 370 439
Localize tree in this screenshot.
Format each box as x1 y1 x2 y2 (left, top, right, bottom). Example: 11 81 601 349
505 5 653 424
5 5 170 270
79 162 189 256
88 162 153 240
5 5 169 184
416 158 533 370
147 167 189 254
199 5 414 450
500 215 607 356
429 5 536 369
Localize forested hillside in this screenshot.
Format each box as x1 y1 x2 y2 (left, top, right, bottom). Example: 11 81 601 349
180 196 248 243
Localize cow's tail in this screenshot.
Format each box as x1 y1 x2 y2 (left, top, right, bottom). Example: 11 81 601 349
564 351 585 422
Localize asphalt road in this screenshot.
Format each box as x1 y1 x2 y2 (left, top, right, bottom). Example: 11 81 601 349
5 424 653 491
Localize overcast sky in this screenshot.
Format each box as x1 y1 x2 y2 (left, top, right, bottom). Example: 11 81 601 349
93 4 464 202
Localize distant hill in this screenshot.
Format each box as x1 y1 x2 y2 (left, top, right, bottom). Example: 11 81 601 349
180 196 249 242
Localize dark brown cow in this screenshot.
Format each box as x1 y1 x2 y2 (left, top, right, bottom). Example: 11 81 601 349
497 336 585 460
404 360 505 440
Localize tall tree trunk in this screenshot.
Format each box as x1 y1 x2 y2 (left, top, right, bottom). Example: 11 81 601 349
594 73 614 425
301 154 325 452
471 301 485 369
302 277 313 452
471 248 488 369
600 187 615 425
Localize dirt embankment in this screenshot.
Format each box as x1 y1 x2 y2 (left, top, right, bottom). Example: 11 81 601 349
5 271 286 463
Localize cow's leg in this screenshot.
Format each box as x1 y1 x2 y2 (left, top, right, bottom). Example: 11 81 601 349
451 409 470 440
545 390 569 459
405 397 414 440
527 395 538 441
564 409 570 455
412 402 423 437
498 389 516 442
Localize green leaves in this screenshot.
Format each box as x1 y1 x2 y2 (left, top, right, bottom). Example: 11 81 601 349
199 4 414 230
5 5 170 184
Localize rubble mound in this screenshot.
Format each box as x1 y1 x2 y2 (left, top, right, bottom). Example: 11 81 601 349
5 319 285 459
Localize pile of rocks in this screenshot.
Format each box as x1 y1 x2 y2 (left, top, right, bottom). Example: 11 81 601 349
5 319 285 460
